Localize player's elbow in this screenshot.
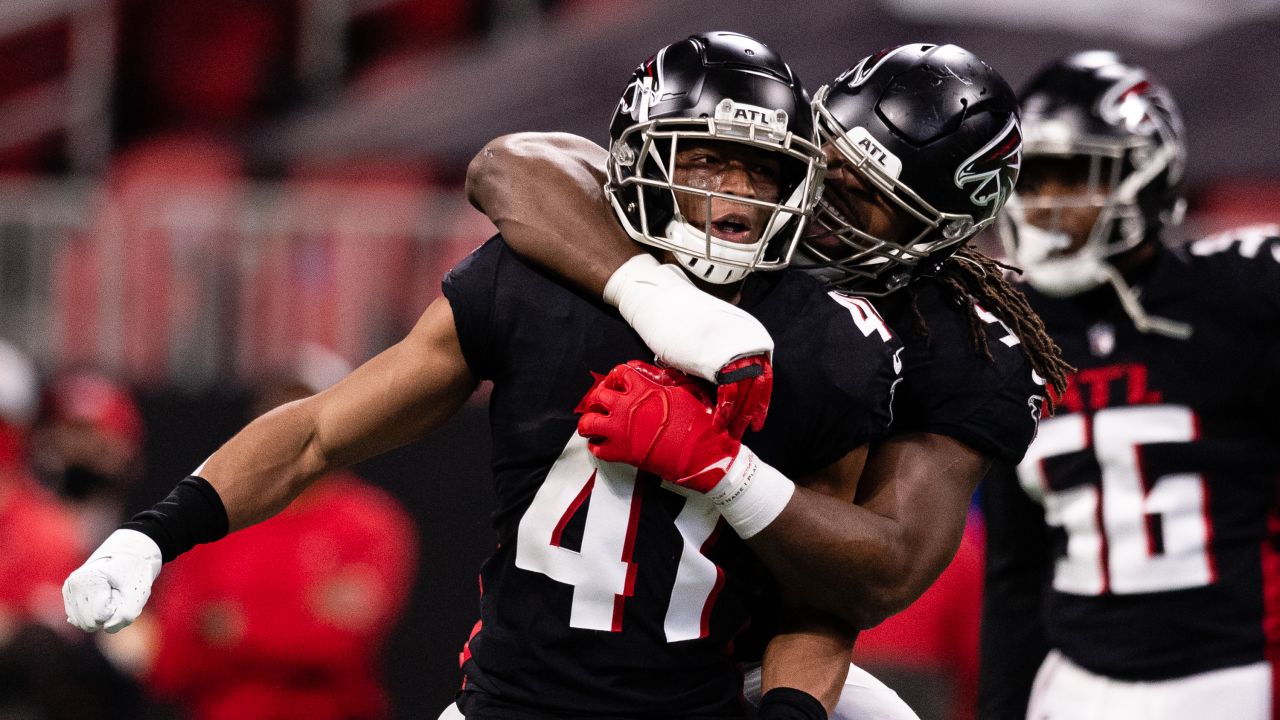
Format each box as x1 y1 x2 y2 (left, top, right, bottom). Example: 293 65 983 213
465 132 544 211
842 585 911 630
268 399 334 496
465 137 504 211
843 551 928 629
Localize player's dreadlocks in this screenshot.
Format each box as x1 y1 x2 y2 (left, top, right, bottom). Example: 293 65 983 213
910 245 1073 404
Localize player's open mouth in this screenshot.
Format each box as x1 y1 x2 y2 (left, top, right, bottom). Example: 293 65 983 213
709 213 755 244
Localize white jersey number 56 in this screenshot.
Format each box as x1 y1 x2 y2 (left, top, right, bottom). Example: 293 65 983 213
1017 404 1215 596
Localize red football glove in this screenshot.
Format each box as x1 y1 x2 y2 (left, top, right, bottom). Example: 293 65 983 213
576 360 741 493
713 354 773 439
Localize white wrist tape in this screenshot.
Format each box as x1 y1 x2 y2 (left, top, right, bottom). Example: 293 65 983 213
707 447 794 539
603 253 774 383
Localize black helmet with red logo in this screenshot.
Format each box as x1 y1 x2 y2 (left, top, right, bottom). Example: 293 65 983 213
606 31 826 284
797 43 1022 296
1001 51 1187 298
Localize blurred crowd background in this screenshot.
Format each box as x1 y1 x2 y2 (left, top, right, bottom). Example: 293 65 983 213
1 1 1277 719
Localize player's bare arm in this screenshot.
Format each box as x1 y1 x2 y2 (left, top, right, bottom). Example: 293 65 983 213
204 297 476 531
753 432 989 627
745 433 986 715
762 612 860 712
466 131 775 392
581 359 986 630
63 297 476 632
758 446 867 711
466 132 631 298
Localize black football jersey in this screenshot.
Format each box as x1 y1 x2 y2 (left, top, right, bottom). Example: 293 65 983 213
441 236 900 719
994 229 1280 682
733 277 1046 666
878 278 1045 465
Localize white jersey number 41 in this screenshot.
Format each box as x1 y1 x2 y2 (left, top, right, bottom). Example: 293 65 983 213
515 433 723 642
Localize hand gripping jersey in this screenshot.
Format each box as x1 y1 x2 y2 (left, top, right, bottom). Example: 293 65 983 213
989 227 1280 688
441 237 901 720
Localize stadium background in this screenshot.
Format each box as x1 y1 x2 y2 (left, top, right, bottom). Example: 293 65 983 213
1 1 1277 718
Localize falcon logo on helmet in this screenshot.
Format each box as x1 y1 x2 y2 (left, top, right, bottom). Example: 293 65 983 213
836 45 913 89
954 116 1023 209
1097 72 1185 183
1099 73 1171 135
616 51 667 124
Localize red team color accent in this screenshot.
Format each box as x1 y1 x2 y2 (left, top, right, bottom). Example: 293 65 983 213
550 471 595 548
1261 503 1280 718
699 521 727 639
147 473 416 720
613 477 646 632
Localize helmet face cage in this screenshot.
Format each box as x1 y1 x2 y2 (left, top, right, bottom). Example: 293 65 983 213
1007 55 1187 265
606 107 826 277
1013 129 1179 261
793 43 1022 298
604 32 826 283
800 87 982 296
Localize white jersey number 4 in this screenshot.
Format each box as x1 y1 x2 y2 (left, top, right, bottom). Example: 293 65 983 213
515 433 723 642
1017 404 1215 596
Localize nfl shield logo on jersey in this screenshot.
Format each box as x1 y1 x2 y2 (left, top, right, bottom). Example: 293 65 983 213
1087 322 1115 358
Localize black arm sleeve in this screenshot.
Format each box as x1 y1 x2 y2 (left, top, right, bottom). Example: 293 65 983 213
978 462 1052 720
121 476 228 563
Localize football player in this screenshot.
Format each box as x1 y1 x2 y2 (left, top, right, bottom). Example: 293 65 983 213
465 43 1070 719
63 32 900 720
982 51 1280 720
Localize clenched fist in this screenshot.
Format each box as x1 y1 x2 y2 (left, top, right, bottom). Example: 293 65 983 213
63 529 162 633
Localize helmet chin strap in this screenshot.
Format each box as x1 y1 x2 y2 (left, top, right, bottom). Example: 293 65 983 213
1017 220 1192 339
664 218 759 285
674 252 749 284
1017 222 1110 297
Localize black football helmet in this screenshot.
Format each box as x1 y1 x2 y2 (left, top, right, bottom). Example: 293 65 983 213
606 31 826 284
1001 51 1187 298
796 43 1022 296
